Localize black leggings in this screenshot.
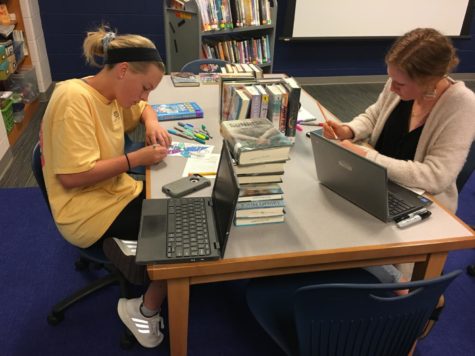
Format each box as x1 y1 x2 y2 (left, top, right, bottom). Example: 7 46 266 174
99 189 146 241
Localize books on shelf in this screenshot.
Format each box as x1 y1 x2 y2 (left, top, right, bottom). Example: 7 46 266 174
220 118 293 165
234 214 285 226
202 34 272 66
170 72 200 87
235 199 285 218
152 102 204 121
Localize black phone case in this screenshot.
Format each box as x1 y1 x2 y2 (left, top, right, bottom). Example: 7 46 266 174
162 174 211 198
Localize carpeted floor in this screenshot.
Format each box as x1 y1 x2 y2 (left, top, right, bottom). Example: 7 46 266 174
1 185 475 355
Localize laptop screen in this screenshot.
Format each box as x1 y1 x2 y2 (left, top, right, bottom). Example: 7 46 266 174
212 143 240 255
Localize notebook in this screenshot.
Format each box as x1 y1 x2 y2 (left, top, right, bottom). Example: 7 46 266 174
135 143 239 264
309 132 431 222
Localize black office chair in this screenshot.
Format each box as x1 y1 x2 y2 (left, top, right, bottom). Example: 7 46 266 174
31 143 130 325
246 269 461 356
180 58 229 74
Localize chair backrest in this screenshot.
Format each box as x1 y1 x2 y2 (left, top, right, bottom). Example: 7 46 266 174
457 140 475 192
31 142 110 263
32 142 52 212
293 270 461 356
180 58 229 74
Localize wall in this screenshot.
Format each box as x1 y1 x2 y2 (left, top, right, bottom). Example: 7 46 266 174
39 0 475 81
20 0 52 93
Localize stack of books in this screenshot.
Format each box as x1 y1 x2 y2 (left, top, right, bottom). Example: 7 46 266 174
220 117 293 226
221 77 301 139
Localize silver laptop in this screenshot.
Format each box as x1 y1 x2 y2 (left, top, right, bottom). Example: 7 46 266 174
310 131 431 222
136 143 239 264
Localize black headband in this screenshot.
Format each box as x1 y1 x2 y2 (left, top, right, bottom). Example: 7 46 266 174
104 47 163 64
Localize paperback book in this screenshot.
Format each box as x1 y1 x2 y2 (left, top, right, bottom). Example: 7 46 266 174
152 102 204 121
220 118 293 165
170 72 200 87
234 161 286 175
237 173 283 185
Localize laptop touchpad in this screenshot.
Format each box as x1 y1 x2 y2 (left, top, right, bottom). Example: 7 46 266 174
141 215 166 238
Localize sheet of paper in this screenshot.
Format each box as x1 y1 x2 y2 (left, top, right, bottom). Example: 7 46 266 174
297 106 317 122
182 153 221 178
167 141 214 158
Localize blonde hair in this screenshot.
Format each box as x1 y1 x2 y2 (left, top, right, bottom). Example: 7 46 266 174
83 26 165 73
385 28 459 85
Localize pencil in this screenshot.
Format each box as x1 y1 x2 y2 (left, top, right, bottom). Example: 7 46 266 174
188 172 216 176
316 100 338 139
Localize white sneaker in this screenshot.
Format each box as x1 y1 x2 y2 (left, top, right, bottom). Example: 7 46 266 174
117 297 164 348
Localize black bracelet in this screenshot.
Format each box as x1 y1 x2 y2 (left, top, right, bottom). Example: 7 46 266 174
124 153 131 171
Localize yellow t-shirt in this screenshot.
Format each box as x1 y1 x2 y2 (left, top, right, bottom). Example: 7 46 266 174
40 79 146 248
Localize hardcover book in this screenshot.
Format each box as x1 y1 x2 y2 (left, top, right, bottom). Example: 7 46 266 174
234 161 286 175
152 102 204 121
220 118 293 165
238 183 284 202
170 72 200 87
234 215 285 226
235 199 285 218
237 173 283 185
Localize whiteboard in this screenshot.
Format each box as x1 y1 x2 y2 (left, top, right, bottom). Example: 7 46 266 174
288 0 470 38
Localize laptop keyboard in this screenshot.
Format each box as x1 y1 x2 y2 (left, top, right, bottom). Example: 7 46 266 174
166 198 211 259
388 192 414 216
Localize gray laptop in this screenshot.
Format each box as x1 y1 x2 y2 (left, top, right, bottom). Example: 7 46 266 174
136 143 239 264
309 131 431 222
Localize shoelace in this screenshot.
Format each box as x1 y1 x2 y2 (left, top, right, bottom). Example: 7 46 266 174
149 315 165 336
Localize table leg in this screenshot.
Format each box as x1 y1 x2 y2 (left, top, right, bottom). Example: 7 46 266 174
412 252 448 280
167 277 190 356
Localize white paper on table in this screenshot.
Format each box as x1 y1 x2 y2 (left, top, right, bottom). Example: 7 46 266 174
298 106 317 122
182 153 221 178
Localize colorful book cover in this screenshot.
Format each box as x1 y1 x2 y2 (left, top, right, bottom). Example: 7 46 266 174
152 102 204 121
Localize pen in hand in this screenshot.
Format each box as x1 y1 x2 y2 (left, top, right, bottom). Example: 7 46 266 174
316 101 338 139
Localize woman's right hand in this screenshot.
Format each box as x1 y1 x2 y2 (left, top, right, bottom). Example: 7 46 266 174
129 144 168 167
322 120 355 140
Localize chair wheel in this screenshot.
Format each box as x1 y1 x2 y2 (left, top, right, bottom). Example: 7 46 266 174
467 265 475 276
120 329 136 349
47 311 64 325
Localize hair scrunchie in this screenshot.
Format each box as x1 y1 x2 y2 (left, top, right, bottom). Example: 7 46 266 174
102 31 116 52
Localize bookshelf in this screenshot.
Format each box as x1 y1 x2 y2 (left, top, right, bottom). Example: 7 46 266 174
164 0 277 73
2 0 37 147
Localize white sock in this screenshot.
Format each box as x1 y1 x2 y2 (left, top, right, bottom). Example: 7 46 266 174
140 303 159 318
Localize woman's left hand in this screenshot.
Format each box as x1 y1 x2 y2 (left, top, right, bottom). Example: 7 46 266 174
142 105 171 148
145 119 171 148
339 140 368 157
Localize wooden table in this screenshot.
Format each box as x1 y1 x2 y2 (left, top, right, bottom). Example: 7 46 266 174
145 75 475 356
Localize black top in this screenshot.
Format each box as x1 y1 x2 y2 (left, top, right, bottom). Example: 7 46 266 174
375 100 423 160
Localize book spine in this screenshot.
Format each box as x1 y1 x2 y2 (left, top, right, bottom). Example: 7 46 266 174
284 84 301 138
236 199 285 210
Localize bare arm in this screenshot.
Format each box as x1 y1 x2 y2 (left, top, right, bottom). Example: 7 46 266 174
57 145 168 189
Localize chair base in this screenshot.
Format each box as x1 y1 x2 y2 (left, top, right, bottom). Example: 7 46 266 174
467 264 475 276
47 264 128 326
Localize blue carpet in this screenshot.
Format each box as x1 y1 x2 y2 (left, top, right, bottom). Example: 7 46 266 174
1 185 474 355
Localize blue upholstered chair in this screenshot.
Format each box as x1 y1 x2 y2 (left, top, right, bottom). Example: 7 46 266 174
31 143 129 325
180 58 229 74
246 269 461 356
